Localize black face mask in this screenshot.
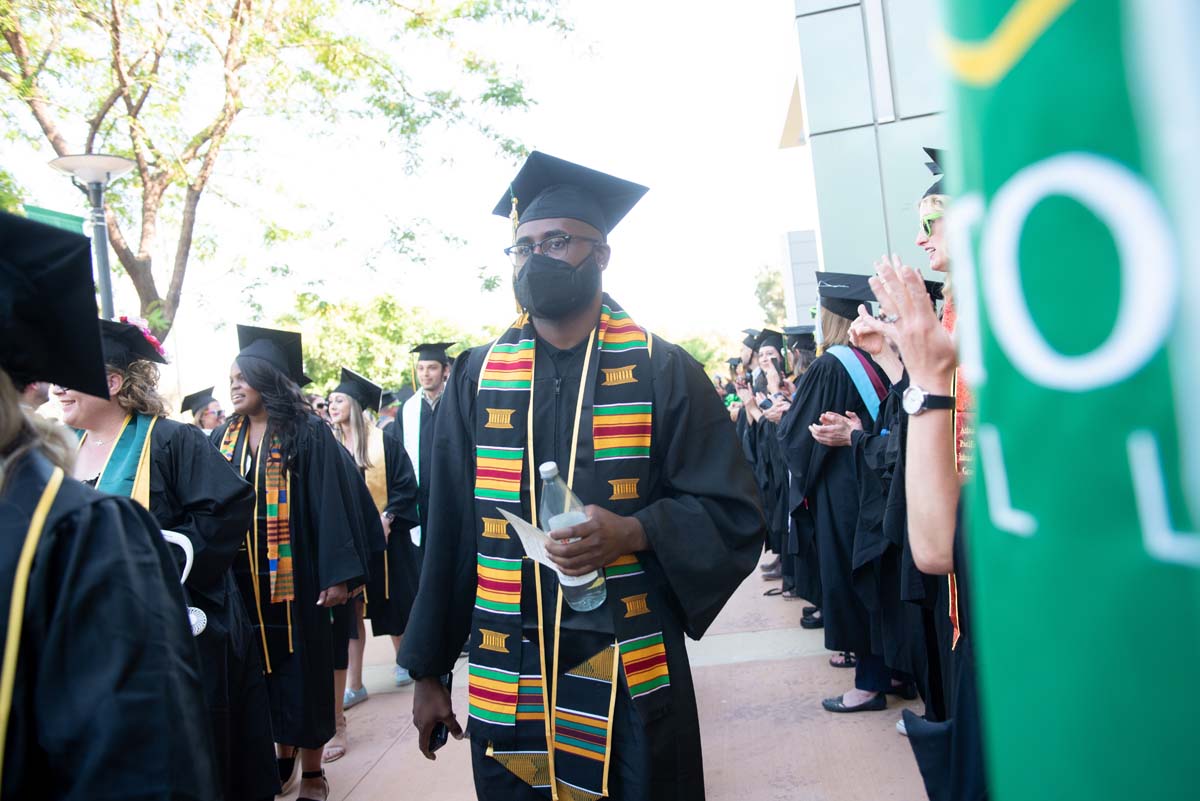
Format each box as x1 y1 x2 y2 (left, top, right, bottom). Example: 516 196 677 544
513 252 601 320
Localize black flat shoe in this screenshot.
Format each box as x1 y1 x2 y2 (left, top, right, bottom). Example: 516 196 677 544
822 693 887 713
803 606 818 616
800 614 824 629
829 651 856 669
886 682 919 700
298 769 329 801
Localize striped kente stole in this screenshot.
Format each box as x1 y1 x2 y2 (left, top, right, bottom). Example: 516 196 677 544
469 295 671 801
219 416 295 603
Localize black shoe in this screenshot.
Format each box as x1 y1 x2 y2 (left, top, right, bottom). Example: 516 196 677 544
822 693 887 713
886 681 919 700
802 606 818 616
297 769 329 801
800 614 824 629
828 651 856 669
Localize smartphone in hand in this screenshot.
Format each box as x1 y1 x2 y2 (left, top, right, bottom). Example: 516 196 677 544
429 671 455 753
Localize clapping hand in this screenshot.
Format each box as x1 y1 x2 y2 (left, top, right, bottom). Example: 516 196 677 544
809 411 862 447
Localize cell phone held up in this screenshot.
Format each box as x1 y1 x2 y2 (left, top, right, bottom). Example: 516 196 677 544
429 671 454 753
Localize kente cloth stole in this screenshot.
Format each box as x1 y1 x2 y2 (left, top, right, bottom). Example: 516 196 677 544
469 295 671 800
219 416 295 603
82 413 158 508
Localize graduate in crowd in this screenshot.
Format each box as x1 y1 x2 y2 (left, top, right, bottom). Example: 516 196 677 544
326 368 420 756
778 273 904 709
376 390 399 429
16 380 49 412
0 211 219 800
213 325 376 801
57 318 279 801
399 152 764 800
181 386 226 433
388 341 454 563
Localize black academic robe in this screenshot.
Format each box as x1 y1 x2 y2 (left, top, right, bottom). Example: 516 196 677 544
214 415 374 749
778 348 890 655
1 450 220 801
904 506 988 801
364 431 422 636
146 419 277 800
399 333 764 800
389 395 438 536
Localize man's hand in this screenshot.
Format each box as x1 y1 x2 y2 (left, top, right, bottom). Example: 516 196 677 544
381 513 392 542
809 411 862 447
413 677 463 760
870 255 956 390
545 505 648 577
317 582 349 607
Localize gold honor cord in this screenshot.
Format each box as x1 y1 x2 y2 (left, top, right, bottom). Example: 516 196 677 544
0 466 65 789
245 435 272 673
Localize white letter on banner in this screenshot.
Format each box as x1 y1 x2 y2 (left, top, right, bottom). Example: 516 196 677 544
947 194 986 387
979 425 1037 537
1128 431 1200 567
980 153 1177 391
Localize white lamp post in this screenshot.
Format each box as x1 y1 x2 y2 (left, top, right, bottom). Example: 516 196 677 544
49 154 136 320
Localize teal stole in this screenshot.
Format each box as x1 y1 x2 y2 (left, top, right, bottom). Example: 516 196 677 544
80 413 159 508
469 295 672 801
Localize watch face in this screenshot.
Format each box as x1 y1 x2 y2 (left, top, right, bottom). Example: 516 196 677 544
902 385 924 415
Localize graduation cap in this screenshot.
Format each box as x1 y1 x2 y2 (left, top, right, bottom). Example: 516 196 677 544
783 324 816 350
726 357 742 367
817 272 876 321
332 367 383 413
236 324 307 386
741 328 761 350
755 327 784 352
492 151 649 237
393 385 415 405
411 342 455 365
923 147 945 197
380 390 397 408
100 318 168 370
180 386 217 417
0 211 110 398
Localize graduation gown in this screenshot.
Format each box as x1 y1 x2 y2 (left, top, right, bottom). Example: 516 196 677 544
399 333 764 800
144 419 278 800
393 392 438 538
904 506 988 801
778 348 889 655
363 426 422 636
214 415 374 749
1 450 219 801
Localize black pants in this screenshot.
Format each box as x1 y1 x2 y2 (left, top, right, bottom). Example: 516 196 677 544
471 679 651 800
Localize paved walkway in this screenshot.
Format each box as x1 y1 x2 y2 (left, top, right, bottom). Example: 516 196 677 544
286 572 926 800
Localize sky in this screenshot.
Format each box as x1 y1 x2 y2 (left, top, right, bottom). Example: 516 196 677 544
3 0 817 406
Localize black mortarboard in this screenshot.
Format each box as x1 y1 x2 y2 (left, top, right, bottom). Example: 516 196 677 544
741 328 761 349
180 386 217 416
726 357 742 367
411 342 455 365
381 390 397 408
817 272 876 320
394 385 415 405
923 147 945 197
100 318 168 370
755 327 784 352
0 212 109 398
236 324 306 385
333 367 382 413
492 151 649 237
783 324 816 350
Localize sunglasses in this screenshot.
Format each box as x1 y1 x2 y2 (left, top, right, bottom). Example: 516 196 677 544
921 212 943 237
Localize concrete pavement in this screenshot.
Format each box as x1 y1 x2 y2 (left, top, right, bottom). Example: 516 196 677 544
282 572 926 800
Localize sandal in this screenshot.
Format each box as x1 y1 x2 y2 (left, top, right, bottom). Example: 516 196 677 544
763 587 785 597
829 651 856 669
277 747 300 793
297 769 330 801
322 717 347 763
886 681 918 700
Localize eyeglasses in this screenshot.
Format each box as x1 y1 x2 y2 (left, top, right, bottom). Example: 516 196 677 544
314 402 327 410
503 234 601 267
921 212 943 237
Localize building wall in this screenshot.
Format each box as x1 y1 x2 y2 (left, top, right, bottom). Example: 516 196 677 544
782 229 819 324
792 0 946 283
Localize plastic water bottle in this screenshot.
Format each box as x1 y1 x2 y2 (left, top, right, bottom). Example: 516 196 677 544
539 461 607 612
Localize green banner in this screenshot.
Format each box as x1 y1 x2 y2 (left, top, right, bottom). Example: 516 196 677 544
939 1 1198 799
22 204 86 234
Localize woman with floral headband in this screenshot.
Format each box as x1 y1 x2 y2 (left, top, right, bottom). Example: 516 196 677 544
56 317 278 801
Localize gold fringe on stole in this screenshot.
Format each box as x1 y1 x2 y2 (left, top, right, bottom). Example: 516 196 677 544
601 640 620 797
0 466 64 789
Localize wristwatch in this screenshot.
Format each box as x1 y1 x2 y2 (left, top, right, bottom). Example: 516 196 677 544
902 384 954 416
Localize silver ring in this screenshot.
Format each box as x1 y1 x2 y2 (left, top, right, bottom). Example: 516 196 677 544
884 314 900 323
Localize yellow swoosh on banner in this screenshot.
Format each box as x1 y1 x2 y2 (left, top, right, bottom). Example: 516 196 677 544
938 0 1075 86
